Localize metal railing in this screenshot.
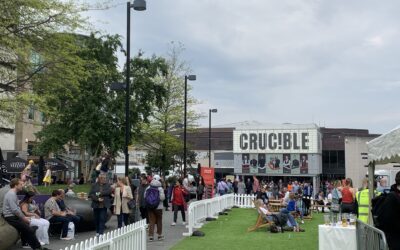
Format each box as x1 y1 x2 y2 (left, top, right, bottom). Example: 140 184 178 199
183 193 255 236
356 219 389 250
62 219 147 250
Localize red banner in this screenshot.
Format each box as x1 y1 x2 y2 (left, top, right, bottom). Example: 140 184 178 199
201 167 215 198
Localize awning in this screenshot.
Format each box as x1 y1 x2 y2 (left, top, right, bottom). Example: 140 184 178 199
2 157 27 173
367 125 400 164
44 158 73 172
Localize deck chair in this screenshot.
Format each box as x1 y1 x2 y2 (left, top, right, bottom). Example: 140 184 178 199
247 199 272 232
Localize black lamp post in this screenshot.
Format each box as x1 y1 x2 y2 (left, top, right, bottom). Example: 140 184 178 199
209 108 217 168
124 0 146 177
183 74 196 177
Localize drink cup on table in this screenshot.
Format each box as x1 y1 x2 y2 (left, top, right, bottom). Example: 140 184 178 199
324 214 330 225
342 213 348 227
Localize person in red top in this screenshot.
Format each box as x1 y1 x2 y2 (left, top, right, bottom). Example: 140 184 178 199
171 179 188 226
339 178 356 213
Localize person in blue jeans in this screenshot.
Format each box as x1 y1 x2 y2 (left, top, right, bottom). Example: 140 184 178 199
286 193 304 224
89 174 112 236
280 208 299 229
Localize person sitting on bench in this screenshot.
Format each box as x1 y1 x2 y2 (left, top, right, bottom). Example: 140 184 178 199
20 191 50 246
2 178 46 249
44 190 77 240
56 189 81 230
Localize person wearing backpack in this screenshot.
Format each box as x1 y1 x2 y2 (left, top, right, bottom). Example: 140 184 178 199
144 175 165 241
376 171 400 250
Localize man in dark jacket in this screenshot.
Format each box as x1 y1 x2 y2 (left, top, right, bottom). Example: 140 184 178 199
137 175 149 223
89 174 112 236
378 171 400 250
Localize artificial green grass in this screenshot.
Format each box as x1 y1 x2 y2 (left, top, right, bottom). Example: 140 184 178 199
35 184 91 194
172 208 323 250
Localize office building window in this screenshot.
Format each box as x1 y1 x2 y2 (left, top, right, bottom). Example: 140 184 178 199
28 106 35 120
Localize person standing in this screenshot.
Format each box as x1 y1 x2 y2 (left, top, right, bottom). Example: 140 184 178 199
252 176 260 195
237 178 246 195
89 174 112 236
245 178 252 195
171 179 188 226
113 177 133 228
42 165 52 187
377 171 400 250
20 191 50 245
145 175 165 241
138 174 149 224
217 178 229 196
339 178 356 214
2 178 44 249
356 178 379 224
197 177 205 200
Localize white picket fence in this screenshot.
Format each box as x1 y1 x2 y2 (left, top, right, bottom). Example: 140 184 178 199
62 219 147 250
183 193 256 236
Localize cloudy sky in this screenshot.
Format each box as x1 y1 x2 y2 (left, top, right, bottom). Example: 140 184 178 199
83 0 400 134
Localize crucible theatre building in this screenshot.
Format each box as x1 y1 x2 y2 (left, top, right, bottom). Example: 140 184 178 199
232 123 322 190
186 121 379 191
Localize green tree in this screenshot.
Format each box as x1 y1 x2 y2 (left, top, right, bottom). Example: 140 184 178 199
0 0 87 126
138 43 203 176
35 34 168 179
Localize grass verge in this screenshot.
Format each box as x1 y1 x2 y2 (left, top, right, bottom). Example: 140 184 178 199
171 208 323 250
35 184 91 194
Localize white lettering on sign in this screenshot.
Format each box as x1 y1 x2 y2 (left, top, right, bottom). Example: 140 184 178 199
233 129 319 153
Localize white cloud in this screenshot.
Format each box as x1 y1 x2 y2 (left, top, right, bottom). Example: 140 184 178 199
82 0 400 134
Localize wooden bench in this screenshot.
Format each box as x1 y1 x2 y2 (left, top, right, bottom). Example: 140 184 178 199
269 202 285 212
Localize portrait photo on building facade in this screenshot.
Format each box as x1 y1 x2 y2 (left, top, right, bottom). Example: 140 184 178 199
250 154 258 174
258 153 266 174
282 154 291 174
266 154 282 174
242 153 250 173
300 153 309 174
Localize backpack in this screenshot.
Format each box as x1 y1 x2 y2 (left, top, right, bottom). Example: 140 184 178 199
145 186 160 210
371 192 390 228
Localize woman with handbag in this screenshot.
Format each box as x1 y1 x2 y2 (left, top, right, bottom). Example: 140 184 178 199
113 177 133 228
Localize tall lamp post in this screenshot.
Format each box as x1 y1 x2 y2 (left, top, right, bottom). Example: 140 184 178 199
209 108 217 168
124 0 146 176
183 75 196 177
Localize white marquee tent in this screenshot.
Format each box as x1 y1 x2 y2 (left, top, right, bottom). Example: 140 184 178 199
366 125 400 225
367 125 400 164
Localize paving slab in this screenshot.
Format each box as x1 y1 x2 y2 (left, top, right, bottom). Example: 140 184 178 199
10 208 188 250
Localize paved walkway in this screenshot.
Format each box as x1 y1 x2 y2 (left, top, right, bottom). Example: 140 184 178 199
10 208 188 250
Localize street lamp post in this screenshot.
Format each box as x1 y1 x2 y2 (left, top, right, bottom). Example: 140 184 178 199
183 75 196 177
209 108 217 168
124 0 146 177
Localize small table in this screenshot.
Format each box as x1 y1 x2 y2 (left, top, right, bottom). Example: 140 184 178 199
318 224 356 250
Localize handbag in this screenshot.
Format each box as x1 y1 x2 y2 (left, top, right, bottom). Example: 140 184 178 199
128 199 136 209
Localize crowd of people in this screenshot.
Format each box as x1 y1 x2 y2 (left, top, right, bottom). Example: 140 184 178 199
0 152 210 249
2 153 400 250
